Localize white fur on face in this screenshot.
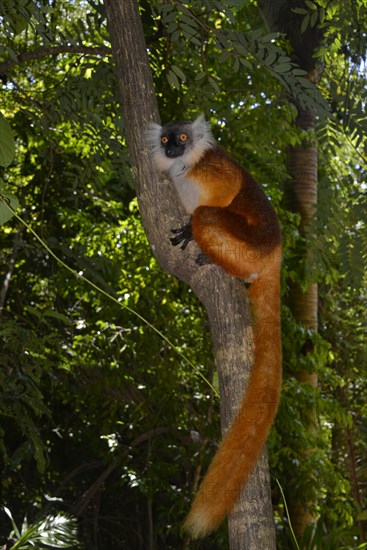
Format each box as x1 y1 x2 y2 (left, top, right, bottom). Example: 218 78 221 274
144 122 177 172
145 115 215 214
144 115 215 176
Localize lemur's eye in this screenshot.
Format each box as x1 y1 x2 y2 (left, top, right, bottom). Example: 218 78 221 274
179 133 188 142
161 136 168 144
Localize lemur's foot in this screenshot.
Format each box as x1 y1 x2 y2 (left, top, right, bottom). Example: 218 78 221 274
170 220 193 250
196 253 212 266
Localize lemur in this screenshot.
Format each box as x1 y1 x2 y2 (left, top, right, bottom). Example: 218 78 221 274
145 115 282 539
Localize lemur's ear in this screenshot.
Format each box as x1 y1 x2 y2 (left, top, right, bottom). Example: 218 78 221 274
192 114 207 138
144 122 163 151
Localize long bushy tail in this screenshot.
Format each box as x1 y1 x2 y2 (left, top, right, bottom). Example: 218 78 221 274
184 265 282 539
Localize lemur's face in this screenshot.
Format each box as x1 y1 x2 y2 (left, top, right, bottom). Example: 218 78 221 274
145 115 214 174
159 122 194 159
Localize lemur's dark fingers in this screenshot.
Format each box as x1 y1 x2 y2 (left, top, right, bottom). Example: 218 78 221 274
170 220 193 249
170 233 193 249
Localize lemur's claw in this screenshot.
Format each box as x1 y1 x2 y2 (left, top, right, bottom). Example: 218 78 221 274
170 220 193 250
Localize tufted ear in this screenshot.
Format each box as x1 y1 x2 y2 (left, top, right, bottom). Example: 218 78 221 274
193 113 206 125
144 121 162 149
192 114 207 137
191 114 214 145
192 114 213 142
144 122 164 161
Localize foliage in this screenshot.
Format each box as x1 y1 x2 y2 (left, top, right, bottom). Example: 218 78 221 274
3 507 79 549
0 0 366 548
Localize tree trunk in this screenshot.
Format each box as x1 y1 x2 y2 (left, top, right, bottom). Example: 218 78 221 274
258 0 323 537
104 0 276 547
284 106 319 536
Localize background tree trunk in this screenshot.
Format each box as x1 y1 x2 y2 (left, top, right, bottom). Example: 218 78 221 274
284 107 319 536
104 0 276 547
258 0 323 537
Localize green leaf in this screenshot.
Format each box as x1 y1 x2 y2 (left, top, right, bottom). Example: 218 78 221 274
310 10 319 27
0 113 15 167
301 13 310 33
43 310 71 323
167 69 180 89
292 7 308 14
171 64 186 83
0 190 19 224
195 71 206 81
4 506 21 539
239 57 252 69
167 22 178 34
208 77 220 92
219 51 230 63
274 62 292 74
305 0 317 9
264 49 278 67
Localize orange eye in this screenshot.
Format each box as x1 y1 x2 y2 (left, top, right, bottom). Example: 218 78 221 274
179 133 188 142
161 136 168 144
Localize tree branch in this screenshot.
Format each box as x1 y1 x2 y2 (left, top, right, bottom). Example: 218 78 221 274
0 256 15 312
0 45 111 76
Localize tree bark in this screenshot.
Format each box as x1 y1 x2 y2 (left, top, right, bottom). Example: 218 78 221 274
258 0 323 537
104 0 276 547
284 105 319 537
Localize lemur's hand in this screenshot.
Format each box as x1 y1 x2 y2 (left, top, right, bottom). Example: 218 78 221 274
170 220 193 250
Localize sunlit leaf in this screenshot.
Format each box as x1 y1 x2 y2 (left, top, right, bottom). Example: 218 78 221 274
0 114 15 167
0 190 19 224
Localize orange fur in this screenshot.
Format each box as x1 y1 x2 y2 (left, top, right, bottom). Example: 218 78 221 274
184 146 282 538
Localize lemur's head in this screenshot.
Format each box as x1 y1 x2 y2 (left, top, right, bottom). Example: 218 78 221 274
145 114 214 173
